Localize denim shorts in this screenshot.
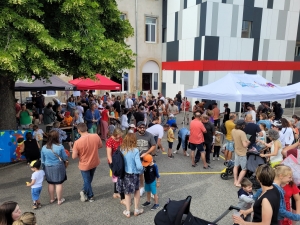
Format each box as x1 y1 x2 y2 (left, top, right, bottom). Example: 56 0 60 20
189 143 204 152
234 154 247 170
226 140 235 152
154 136 158 143
145 180 157 195
31 186 42 201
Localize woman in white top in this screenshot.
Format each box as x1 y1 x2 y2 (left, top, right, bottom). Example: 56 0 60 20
280 118 294 146
259 129 283 167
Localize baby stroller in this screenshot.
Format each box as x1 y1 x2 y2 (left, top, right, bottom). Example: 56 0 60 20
154 196 240 225
220 151 266 189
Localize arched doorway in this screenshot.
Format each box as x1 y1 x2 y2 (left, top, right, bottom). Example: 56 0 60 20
142 61 159 96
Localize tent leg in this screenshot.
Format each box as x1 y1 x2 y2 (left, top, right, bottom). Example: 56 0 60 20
293 97 296 115
20 91 22 103
239 102 242 119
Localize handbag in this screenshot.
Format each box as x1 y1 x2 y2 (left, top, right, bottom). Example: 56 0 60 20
50 147 69 168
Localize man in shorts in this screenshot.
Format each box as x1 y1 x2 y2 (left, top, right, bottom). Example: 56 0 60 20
146 117 165 154
224 113 236 165
136 121 156 196
189 112 210 168
231 120 250 187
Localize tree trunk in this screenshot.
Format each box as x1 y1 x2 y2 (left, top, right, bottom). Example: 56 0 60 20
0 75 16 130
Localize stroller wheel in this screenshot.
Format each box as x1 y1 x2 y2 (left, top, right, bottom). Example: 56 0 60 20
227 169 233 176
220 173 229 180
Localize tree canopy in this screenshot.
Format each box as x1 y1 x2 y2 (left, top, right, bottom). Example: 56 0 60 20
0 0 135 130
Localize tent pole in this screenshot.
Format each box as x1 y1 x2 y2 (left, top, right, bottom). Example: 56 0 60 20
239 102 242 119
183 101 185 128
20 91 22 103
293 97 296 115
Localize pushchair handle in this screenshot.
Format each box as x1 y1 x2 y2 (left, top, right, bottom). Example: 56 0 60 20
229 206 241 211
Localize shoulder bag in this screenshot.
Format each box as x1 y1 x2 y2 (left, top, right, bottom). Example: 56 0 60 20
49 146 69 168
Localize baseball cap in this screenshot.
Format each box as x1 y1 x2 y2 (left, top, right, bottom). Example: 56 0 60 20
129 124 136 128
137 121 145 127
142 154 153 167
272 120 282 128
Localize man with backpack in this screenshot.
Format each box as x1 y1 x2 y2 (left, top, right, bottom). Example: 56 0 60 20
224 113 236 165
72 123 102 202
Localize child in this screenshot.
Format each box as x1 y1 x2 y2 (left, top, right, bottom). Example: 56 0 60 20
121 108 129 132
108 120 116 137
213 131 222 160
163 123 177 159
32 125 45 150
109 106 115 118
237 178 254 221
63 111 73 126
26 160 45 209
141 154 160 210
76 102 84 118
255 123 267 152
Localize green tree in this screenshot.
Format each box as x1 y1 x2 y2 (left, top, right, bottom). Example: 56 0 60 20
0 0 135 130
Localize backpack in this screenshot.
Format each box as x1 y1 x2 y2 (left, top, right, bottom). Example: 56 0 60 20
109 147 125 179
220 122 227 135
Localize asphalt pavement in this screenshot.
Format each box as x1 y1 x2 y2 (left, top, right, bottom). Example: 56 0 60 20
2 108 300 225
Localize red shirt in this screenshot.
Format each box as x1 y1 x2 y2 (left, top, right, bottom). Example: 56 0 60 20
189 119 206 144
106 136 123 163
15 103 21 114
101 109 109 122
283 184 299 225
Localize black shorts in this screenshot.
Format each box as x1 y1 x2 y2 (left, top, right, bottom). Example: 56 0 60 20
168 141 173 149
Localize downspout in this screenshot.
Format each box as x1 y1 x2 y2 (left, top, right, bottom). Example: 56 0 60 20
135 0 138 94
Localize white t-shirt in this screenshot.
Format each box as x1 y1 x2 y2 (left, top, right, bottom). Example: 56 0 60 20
125 98 133 109
31 170 45 188
282 127 294 146
146 124 164 139
33 129 44 141
76 106 84 117
248 110 256 122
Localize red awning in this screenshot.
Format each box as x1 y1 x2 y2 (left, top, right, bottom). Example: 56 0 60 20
69 74 121 90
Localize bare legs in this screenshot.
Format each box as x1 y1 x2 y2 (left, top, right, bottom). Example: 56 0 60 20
48 184 63 203
233 167 246 187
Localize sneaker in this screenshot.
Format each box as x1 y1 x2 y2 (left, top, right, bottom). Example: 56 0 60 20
212 157 215 161
37 203 42 208
140 187 145 197
151 204 160 210
185 152 190 157
168 155 174 159
80 191 88 202
217 157 220 161
32 203 38 210
88 197 95 202
173 150 178 154
142 201 151 207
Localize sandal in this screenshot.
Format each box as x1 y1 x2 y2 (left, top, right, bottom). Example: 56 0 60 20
57 198 65 205
50 197 57 204
123 210 130 218
134 208 144 216
203 165 212 169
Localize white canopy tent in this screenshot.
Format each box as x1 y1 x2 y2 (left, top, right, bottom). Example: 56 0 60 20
185 73 297 117
282 82 300 115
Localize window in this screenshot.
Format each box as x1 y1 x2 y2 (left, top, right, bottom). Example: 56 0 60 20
173 71 176 84
241 21 252 38
154 73 158 90
120 14 126 20
145 17 157 43
295 42 300 56
162 28 167 43
142 73 158 91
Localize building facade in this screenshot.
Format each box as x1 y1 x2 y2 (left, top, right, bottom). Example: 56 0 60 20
162 0 300 111
116 0 162 96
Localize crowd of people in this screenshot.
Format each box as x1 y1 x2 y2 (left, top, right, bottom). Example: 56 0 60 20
3 91 300 224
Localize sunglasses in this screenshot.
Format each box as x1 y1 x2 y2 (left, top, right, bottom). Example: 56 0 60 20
138 127 146 129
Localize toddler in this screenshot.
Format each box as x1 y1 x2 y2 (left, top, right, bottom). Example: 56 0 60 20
237 178 254 221
213 131 222 160
26 160 45 209
32 125 45 149
163 123 177 159
142 154 160 210
63 111 73 126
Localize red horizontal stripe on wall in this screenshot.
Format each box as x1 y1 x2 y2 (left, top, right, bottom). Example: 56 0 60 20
162 60 300 71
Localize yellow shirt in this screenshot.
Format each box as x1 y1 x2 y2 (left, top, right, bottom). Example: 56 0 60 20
225 120 236 141
167 128 174 142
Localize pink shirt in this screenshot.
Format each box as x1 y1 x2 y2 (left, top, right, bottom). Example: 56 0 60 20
189 119 206 144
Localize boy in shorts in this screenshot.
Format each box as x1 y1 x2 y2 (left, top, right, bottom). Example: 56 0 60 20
141 154 160 210
163 123 177 159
